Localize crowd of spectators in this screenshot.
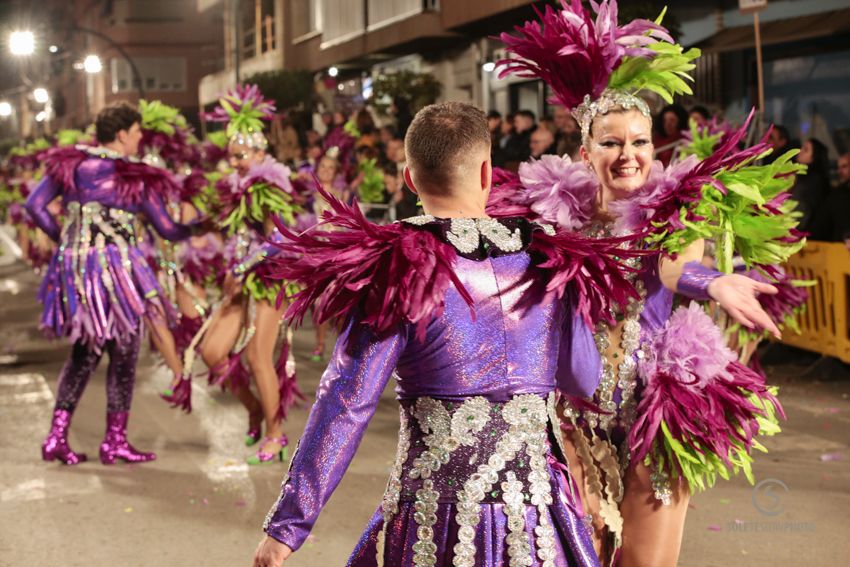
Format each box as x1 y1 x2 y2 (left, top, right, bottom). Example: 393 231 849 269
264 102 847 238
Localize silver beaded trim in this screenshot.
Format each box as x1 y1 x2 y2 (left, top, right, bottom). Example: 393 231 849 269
402 216 525 255
377 409 412 565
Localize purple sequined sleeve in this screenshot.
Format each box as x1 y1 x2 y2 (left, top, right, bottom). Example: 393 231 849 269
234 230 284 276
263 317 407 550
140 190 194 241
677 261 723 301
25 175 61 241
556 302 601 398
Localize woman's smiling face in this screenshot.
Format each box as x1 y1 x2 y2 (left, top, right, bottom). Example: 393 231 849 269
581 108 654 199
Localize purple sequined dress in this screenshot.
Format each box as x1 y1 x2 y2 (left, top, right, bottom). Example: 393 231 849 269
264 216 601 567
25 147 193 349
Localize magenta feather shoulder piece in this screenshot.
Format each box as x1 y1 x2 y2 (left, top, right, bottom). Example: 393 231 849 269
265 184 474 340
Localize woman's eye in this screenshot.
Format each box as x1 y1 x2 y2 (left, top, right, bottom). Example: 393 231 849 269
600 141 619 148
633 139 650 146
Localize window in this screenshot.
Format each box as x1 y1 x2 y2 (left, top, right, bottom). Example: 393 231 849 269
110 57 187 93
241 0 277 59
292 0 322 39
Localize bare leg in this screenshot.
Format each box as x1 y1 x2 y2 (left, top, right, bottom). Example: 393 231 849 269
245 299 286 454
618 461 690 567
198 298 262 419
199 299 244 370
147 318 183 377
176 282 205 319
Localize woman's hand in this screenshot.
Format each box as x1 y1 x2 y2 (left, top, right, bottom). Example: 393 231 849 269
253 536 293 567
708 274 782 338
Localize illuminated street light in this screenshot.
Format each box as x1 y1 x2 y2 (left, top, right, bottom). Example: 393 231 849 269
35 111 47 122
0 101 12 117
48 45 59 53
83 54 103 74
328 66 339 77
9 30 35 56
33 87 49 104
482 62 496 73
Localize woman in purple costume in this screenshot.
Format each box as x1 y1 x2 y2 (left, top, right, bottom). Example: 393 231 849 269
26 103 202 465
492 2 801 564
252 102 648 566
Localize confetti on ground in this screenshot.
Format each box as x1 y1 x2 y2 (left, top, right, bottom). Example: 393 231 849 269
189 499 196 505
824 407 840 414
235 499 246 507
820 453 844 462
202 498 209 506
734 519 744 525
719 498 731 505
124 507 133 513
822 475 832 480
707 524 722 532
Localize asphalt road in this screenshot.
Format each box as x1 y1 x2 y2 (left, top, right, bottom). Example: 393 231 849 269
1 260 848 567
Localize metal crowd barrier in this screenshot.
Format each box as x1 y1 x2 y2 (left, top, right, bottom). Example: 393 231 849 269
782 241 850 363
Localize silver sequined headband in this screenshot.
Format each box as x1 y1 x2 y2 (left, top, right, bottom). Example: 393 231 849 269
229 130 268 151
573 89 651 144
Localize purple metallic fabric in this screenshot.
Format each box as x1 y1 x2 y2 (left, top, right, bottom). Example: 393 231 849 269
263 251 599 566
676 261 723 302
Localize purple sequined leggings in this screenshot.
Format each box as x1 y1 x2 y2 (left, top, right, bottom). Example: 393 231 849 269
54 332 142 414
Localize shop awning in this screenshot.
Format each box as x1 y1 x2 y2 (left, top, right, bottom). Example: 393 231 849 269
693 8 850 53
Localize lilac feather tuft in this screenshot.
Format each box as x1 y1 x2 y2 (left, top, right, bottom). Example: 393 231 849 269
519 154 599 231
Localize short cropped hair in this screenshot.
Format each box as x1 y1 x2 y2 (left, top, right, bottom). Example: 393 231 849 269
404 102 490 195
95 102 141 144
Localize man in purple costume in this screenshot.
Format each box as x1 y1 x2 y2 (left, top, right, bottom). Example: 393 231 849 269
26 103 200 465
252 102 634 566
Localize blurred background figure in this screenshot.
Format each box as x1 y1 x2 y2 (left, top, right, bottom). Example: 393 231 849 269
653 103 688 166
792 137 832 234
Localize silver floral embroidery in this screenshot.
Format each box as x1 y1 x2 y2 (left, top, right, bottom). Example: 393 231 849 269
446 218 480 254
534 222 557 236
450 397 491 448
412 479 440 566
402 214 436 226
502 472 532 566
452 394 549 567
377 409 412 565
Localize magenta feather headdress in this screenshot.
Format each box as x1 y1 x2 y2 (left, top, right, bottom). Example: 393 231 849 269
202 84 276 148
499 0 699 139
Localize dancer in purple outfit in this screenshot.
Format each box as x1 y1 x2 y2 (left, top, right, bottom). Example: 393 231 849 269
251 102 648 566
489 2 803 564
27 102 203 465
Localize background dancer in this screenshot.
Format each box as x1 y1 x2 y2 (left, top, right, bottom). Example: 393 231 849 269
27 102 204 465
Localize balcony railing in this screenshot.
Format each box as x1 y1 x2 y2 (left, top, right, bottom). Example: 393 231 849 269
319 0 429 48
367 0 424 31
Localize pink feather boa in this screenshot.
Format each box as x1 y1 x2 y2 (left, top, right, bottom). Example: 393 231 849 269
629 303 785 472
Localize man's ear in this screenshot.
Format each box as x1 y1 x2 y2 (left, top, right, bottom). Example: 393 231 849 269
481 158 492 192
403 165 418 195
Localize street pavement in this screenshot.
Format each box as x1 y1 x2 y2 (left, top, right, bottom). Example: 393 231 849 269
1 259 848 567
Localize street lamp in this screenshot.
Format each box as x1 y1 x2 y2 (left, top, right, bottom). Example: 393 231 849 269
482 62 496 73
328 66 339 77
83 54 102 74
9 30 35 56
35 111 47 122
33 87 49 104
0 102 12 117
